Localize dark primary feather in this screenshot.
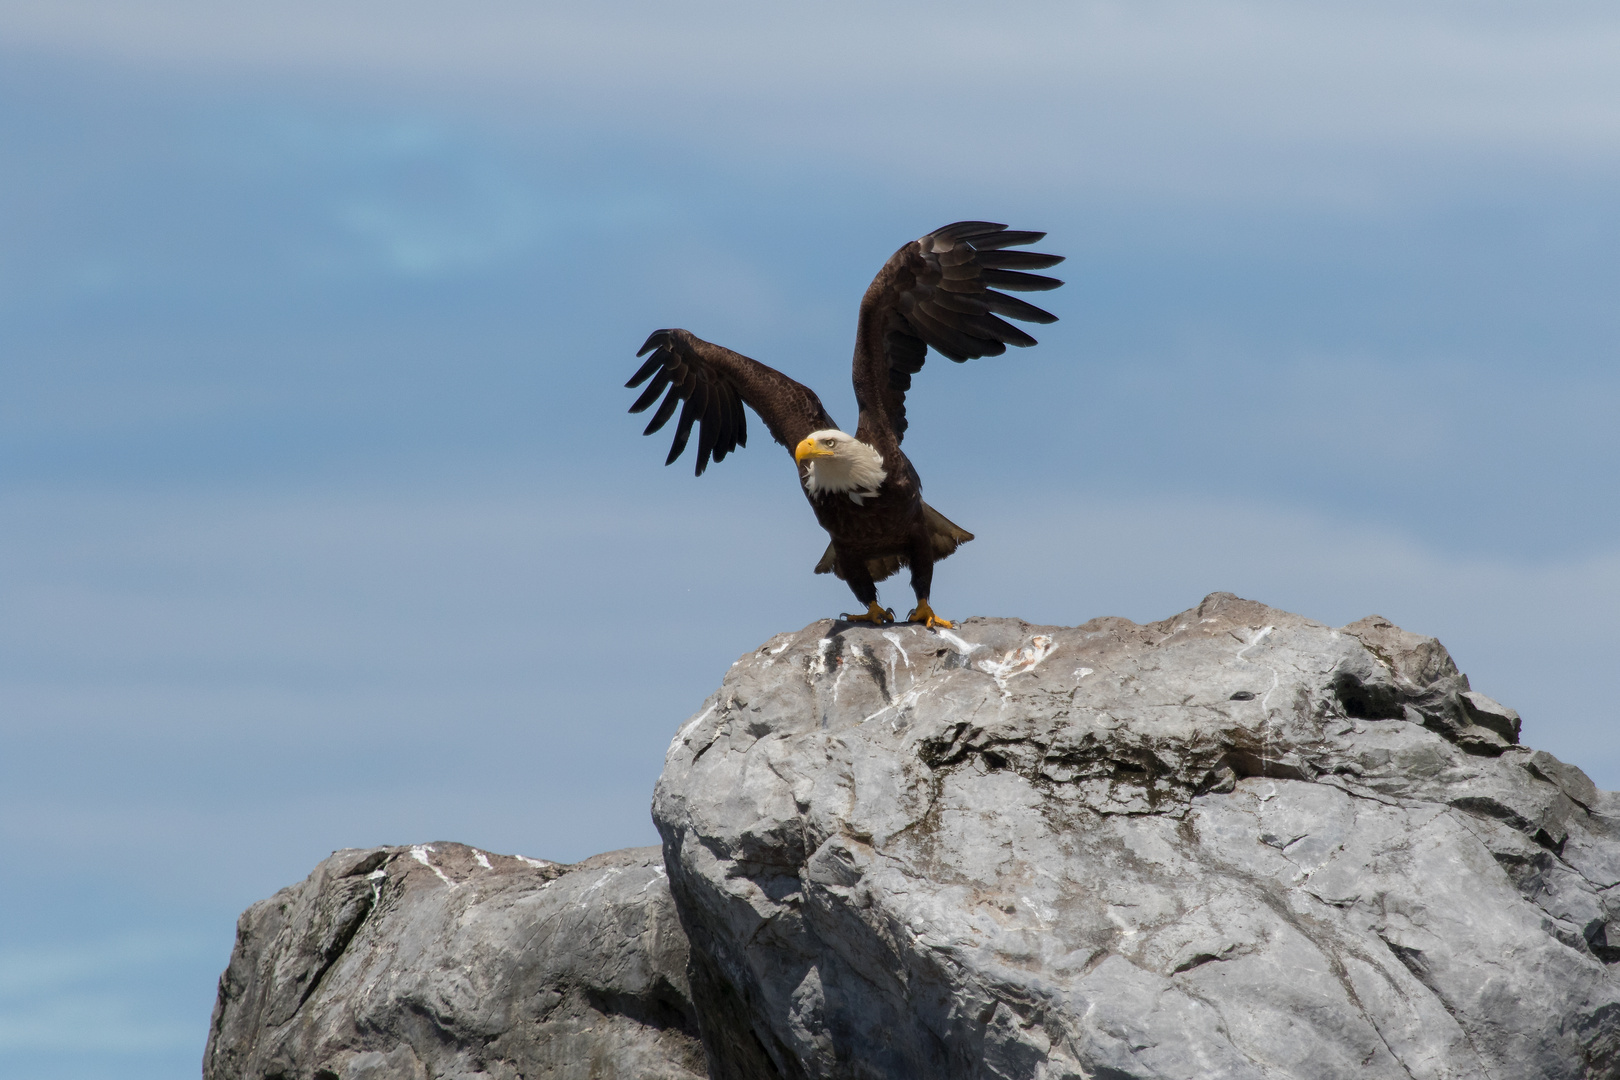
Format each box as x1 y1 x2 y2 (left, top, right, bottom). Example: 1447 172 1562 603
933 220 1007 240
628 370 670 412
980 268 1062 293
852 221 1064 441
625 328 832 476
668 384 704 466
984 291 1058 324
968 229 1047 250
641 385 680 436
976 250 1065 271
626 352 663 386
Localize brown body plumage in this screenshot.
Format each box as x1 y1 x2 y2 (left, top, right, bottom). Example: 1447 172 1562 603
624 221 1064 626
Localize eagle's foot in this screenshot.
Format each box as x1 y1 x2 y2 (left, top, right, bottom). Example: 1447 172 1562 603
907 599 955 629
841 601 896 625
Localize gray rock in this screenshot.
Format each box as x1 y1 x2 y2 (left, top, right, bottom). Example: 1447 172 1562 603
204 843 706 1080
1462 691 1523 744
653 592 1620 1079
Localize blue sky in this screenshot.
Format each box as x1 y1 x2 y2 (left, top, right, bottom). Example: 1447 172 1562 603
2 3 1619 1076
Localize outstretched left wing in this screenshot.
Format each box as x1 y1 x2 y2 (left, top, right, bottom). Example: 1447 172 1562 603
852 221 1063 443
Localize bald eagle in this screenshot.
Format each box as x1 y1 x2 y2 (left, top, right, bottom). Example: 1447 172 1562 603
625 221 1063 628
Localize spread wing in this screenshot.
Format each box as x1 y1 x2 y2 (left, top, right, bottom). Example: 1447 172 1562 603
853 221 1063 443
626 328 836 476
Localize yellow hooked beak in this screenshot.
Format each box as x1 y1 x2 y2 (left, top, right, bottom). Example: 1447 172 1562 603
795 437 835 463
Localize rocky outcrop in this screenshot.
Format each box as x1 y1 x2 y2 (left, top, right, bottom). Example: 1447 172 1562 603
204 843 705 1080
206 594 1620 1080
653 593 1620 1079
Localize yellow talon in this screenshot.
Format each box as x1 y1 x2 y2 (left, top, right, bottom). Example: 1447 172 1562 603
842 601 895 625
907 600 955 629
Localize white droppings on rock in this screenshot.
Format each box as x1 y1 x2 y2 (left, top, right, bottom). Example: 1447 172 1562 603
934 628 983 656
1259 668 1282 710
409 845 458 890
671 702 717 750
810 637 835 676
577 866 625 908
831 647 855 703
861 683 929 727
1235 624 1275 659
976 635 1054 692
759 637 795 667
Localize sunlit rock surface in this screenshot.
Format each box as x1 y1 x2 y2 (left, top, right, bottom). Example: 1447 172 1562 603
204 843 705 1080
653 592 1620 1079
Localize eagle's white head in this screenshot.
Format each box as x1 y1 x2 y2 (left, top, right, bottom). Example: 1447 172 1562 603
794 429 887 504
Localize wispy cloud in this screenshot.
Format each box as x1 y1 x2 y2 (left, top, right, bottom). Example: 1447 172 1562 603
4 2 1620 200
0 996 198 1053
0 934 210 1000
0 933 212 1054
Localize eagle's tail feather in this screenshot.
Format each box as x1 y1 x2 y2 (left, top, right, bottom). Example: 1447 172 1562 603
922 502 975 560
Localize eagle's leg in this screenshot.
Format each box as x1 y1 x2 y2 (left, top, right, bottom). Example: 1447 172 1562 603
904 537 955 629
837 552 894 625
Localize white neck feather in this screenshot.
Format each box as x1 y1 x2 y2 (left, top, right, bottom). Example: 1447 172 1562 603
804 439 887 504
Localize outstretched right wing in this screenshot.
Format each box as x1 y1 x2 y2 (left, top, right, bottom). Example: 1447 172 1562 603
626 328 837 476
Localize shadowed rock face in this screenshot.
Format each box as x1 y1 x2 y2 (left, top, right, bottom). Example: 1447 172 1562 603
204 844 706 1080
653 593 1620 1080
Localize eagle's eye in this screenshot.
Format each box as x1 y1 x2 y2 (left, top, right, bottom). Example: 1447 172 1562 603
822 438 836 448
